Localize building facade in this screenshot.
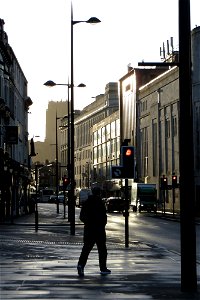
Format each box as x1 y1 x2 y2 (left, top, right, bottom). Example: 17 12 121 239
59 82 119 189
137 66 180 212
0 19 32 220
118 26 200 215
92 110 120 194
32 100 67 165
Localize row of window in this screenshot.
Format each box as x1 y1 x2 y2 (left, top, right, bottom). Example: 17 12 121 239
140 114 178 179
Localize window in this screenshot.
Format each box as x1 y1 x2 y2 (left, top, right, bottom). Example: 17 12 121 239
140 127 148 178
172 116 177 137
152 121 157 176
111 121 116 139
166 119 170 138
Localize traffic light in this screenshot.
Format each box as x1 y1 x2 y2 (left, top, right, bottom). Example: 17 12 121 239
63 176 69 190
160 177 168 190
172 175 177 188
121 146 135 178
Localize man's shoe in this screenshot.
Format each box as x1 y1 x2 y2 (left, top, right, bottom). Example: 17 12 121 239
77 265 84 276
100 268 111 275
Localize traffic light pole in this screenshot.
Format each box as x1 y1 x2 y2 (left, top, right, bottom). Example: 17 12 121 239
172 187 175 216
63 189 66 219
55 112 59 214
162 190 166 216
172 175 177 216
121 145 135 248
124 178 129 248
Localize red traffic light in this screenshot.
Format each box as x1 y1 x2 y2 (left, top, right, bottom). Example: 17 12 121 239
63 176 69 187
125 148 133 156
172 175 177 188
121 146 135 178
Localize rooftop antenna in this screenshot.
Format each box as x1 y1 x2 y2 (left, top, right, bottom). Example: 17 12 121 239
162 42 166 59
160 43 165 60
170 37 174 54
167 40 170 55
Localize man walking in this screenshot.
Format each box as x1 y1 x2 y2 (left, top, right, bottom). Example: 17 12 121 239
77 187 111 276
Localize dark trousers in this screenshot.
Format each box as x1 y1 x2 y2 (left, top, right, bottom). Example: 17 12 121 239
78 226 107 270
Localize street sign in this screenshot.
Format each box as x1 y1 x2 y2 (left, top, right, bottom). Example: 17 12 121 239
111 166 124 178
111 165 135 179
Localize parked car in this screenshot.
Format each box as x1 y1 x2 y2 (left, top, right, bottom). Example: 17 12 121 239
48 192 67 204
105 197 125 213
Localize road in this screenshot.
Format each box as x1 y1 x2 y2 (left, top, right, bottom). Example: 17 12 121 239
32 204 200 262
2 204 200 299
106 211 200 262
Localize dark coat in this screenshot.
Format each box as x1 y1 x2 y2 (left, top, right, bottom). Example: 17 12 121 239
80 195 107 229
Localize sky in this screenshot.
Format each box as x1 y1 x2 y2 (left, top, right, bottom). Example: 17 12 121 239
1 0 200 141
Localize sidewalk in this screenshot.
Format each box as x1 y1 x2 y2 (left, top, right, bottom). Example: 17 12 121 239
0 205 200 300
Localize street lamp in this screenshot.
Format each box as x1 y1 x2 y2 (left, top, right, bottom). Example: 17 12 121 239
50 113 62 214
70 2 100 235
44 79 86 227
43 80 86 178
34 163 44 232
55 111 60 214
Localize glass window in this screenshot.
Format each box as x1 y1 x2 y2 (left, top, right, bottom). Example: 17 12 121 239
93 147 97 165
97 129 101 145
93 131 97 146
152 120 157 176
111 121 115 139
102 143 106 162
116 119 120 137
172 116 177 137
106 124 110 141
98 145 102 163
102 126 106 143
107 140 111 159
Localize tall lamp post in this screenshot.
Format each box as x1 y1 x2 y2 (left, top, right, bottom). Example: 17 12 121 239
44 79 86 226
44 79 85 174
44 80 72 182
50 113 60 214
70 2 101 235
55 111 60 214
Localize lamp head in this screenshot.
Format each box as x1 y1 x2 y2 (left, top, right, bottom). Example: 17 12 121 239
77 83 86 88
44 80 56 87
86 17 101 24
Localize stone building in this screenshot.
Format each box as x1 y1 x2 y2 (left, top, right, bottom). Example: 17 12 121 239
137 66 179 212
32 100 67 165
118 26 200 215
59 82 119 189
92 110 120 194
0 19 32 220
